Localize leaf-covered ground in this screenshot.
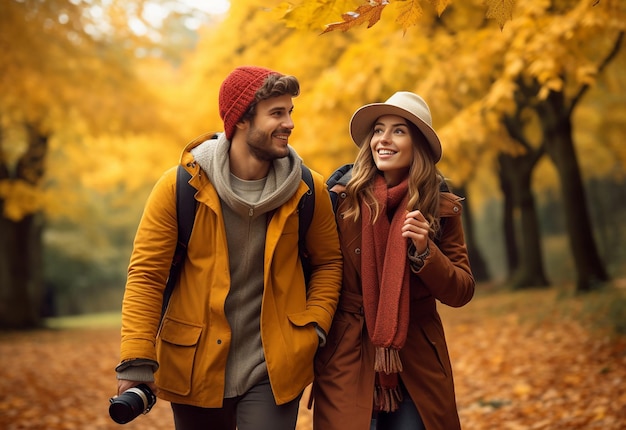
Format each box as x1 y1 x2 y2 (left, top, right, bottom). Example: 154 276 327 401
1 287 625 429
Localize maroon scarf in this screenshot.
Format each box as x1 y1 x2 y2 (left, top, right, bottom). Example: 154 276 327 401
361 175 410 412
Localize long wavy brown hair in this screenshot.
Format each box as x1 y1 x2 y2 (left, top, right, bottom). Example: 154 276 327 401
342 121 444 239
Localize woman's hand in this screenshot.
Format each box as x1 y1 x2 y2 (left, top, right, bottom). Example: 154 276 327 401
402 210 429 253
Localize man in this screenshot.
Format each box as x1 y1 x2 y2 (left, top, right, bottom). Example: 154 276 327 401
115 66 343 430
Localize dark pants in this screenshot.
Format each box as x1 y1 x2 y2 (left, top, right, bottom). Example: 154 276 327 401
370 381 426 430
171 380 302 430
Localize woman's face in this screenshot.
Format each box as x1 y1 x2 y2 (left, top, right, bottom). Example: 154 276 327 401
369 114 414 186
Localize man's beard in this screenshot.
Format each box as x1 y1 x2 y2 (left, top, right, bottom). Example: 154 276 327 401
246 125 290 161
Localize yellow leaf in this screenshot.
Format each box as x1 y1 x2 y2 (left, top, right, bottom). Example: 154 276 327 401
395 0 423 33
484 0 515 30
429 0 451 16
512 382 532 397
280 1 339 31
322 2 388 33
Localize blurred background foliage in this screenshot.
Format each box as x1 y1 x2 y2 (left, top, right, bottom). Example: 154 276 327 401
0 0 625 329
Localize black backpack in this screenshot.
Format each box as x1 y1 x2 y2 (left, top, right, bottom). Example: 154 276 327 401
160 163 315 320
326 163 353 211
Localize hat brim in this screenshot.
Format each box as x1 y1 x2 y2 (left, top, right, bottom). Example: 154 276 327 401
349 103 442 163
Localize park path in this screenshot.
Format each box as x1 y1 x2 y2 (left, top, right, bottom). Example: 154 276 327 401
1 288 625 429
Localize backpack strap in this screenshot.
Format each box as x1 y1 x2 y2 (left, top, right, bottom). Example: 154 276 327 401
161 162 316 321
327 163 353 212
298 165 315 248
161 164 196 321
160 134 222 322
299 165 315 284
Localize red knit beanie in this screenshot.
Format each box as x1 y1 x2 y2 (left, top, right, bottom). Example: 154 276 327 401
219 66 282 140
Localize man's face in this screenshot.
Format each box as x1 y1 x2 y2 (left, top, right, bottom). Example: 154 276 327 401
245 94 294 161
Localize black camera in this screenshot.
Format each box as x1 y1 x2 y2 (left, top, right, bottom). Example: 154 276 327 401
109 383 157 424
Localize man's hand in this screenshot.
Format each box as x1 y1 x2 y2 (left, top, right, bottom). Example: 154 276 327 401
117 379 158 396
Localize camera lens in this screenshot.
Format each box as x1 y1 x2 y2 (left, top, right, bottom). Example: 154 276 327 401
109 384 156 424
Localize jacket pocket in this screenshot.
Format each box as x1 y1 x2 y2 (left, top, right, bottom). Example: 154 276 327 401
420 323 449 377
286 312 319 362
156 318 203 395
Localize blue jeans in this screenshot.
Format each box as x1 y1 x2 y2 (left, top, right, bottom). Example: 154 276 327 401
370 382 425 430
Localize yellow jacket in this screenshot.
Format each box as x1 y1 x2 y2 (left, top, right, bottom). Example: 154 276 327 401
120 138 342 407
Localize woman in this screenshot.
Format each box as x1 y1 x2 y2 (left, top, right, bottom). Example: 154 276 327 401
313 92 475 430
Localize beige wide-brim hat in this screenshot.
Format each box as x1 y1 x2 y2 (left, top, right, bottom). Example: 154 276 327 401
349 91 442 163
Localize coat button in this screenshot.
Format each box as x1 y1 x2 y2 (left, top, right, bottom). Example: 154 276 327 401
355 248 361 255
453 206 459 212
217 339 222 345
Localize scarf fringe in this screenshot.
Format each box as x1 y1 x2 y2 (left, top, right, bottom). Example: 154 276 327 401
374 347 404 374
374 384 403 413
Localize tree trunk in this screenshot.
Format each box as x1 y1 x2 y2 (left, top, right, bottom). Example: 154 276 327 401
0 124 48 329
454 184 490 282
528 33 623 291
0 214 45 328
498 157 519 280
539 91 609 291
513 166 549 288
498 152 549 289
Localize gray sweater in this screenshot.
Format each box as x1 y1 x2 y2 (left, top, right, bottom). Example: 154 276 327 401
191 134 302 398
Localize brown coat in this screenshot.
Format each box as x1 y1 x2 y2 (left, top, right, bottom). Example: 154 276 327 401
312 186 475 430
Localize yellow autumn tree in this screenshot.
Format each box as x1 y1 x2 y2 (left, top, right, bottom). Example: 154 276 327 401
0 0 185 328
416 0 625 290
175 0 624 289
276 0 626 289
3 0 624 327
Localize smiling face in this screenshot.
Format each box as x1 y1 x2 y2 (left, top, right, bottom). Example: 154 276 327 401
245 93 294 161
369 114 415 186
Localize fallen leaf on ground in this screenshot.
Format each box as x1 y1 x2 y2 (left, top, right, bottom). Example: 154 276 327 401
0 288 624 429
